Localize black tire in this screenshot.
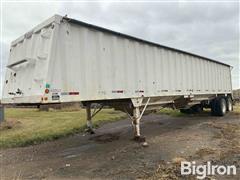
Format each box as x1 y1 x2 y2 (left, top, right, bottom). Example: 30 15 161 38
214 97 227 116
211 99 217 116
225 97 233 112
191 104 203 113
180 109 191 114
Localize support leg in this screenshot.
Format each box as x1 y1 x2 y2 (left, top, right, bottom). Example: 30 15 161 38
86 104 95 134
132 107 145 142
0 105 4 124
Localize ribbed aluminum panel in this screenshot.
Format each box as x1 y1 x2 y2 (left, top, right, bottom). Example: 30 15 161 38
2 15 232 104
47 21 232 102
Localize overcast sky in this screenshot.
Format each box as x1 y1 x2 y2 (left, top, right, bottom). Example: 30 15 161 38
0 1 239 97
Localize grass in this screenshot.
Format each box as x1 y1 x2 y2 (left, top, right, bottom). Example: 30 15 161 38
0 108 125 148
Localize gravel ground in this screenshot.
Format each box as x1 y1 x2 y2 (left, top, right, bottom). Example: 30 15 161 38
0 110 239 180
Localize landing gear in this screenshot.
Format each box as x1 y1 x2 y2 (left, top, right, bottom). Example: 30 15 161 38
86 104 95 134
84 98 150 143
85 103 103 134
129 98 150 143
132 107 141 138
131 107 146 142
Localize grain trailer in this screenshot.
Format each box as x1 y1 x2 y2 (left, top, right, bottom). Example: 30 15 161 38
2 15 233 140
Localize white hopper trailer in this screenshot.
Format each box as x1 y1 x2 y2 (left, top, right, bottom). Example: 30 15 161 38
2 15 233 141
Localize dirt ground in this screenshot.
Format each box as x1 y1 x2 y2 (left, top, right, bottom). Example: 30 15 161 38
0 110 239 180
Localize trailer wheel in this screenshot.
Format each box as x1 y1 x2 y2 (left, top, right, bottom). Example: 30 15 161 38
210 99 217 116
214 97 227 116
225 97 233 112
180 109 191 114
180 105 203 114
191 104 203 113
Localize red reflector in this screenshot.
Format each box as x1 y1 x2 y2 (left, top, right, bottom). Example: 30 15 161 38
45 89 49 94
69 92 79 95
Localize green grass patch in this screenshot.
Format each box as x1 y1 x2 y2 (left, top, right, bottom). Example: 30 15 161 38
0 108 125 148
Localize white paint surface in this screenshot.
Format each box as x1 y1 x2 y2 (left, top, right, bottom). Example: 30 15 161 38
2 15 232 104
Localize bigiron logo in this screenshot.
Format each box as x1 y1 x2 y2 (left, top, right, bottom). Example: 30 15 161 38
181 161 237 179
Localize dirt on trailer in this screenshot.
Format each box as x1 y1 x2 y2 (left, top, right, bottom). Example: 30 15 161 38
0 111 240 180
